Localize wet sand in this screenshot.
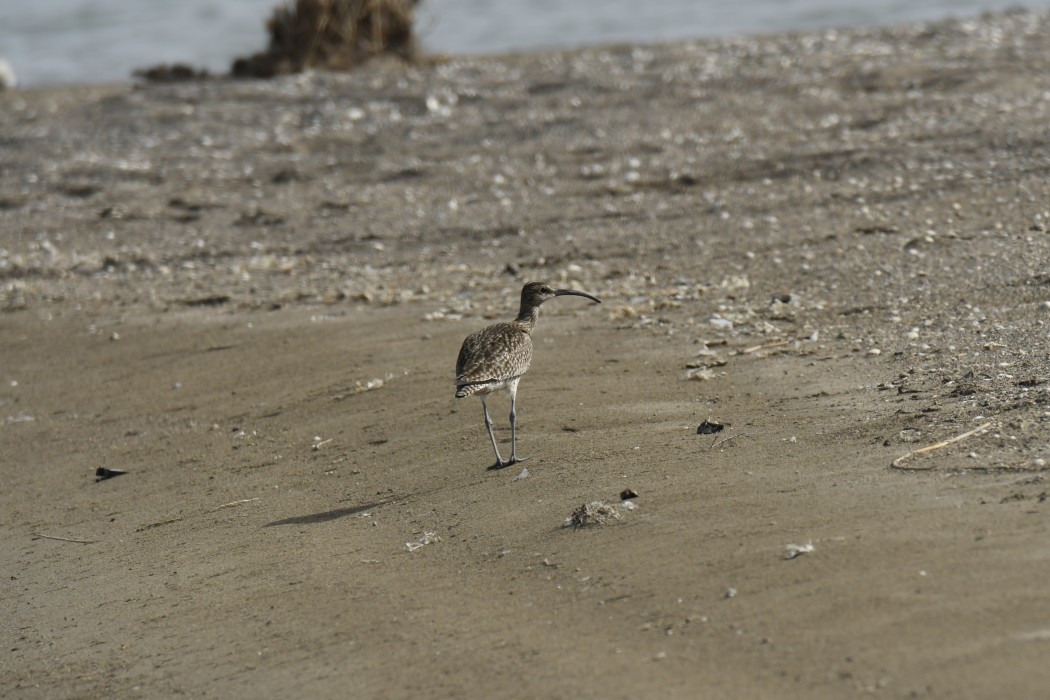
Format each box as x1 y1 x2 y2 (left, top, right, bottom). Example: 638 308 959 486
3 10 1050 698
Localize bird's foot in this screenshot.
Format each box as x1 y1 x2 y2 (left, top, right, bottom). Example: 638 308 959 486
487 456 528 471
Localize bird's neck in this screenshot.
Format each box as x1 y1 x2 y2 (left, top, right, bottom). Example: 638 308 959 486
514 304 540 331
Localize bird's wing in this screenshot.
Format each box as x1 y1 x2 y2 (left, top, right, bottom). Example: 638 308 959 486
456 323 532 384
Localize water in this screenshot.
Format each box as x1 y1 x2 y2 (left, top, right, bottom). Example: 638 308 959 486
1 0 1048 87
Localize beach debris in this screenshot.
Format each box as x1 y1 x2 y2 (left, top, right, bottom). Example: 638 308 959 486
620 488 638 500
312 436 333 450
1013 629 1050 643
697 420 724 435
95 467 127 481
564 501 621 529
891 421 993 470
405 530 438 551
357 377 385 392
178 295 230 307
609 304 642 320
33 532 96 544
784 542 815 560
232 0 421 79
210 498 259 512
136 517 184 532
423 308 464 322
686 367 722 381
898 428 923 443
697 344 722 361
353 371 406 393
512 467 530 481
686 356 727 369
720 275 750 292
724 587 737 599
710 432 747 451
685 355 728 382
621 500 637 511
742 338 793 354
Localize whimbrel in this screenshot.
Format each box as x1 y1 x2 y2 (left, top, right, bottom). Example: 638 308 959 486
456 281 601 469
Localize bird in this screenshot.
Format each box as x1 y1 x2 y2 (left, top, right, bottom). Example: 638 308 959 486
455 281 601 469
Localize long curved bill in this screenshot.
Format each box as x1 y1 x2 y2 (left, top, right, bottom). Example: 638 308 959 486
554 288 601 304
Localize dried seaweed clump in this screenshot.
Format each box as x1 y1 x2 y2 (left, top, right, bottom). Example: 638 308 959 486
564 501 621 529
232 0 420 78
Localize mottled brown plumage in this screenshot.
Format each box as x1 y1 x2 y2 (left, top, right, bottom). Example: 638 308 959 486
455 281 601 469
455 322 532 397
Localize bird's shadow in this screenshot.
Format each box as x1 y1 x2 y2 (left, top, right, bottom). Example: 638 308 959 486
263 501 389 527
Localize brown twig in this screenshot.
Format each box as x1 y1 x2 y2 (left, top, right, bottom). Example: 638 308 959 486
210 497 259 512
891 421 993 470
33 532 96 544
135 517 183 532
711 432 748 451
742 339 793 354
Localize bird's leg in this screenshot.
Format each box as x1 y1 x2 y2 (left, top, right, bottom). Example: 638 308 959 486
509 383 528 465
481 396 507 468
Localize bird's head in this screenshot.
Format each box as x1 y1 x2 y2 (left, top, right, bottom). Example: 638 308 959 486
520 281 601 308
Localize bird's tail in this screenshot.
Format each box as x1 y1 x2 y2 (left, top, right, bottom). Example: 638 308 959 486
455 383 477 398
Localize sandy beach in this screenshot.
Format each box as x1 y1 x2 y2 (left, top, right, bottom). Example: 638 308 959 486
3 10 1050 698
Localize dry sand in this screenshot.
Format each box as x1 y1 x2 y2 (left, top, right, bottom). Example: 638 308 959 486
3 10 1050 698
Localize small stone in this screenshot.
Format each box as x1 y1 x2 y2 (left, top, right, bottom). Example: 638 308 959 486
709 317 734 330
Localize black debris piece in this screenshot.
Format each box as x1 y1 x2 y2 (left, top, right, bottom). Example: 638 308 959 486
697 420 725 435
95 467 127 482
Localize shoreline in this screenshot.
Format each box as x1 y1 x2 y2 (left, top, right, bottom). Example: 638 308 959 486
3 3 1044 89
